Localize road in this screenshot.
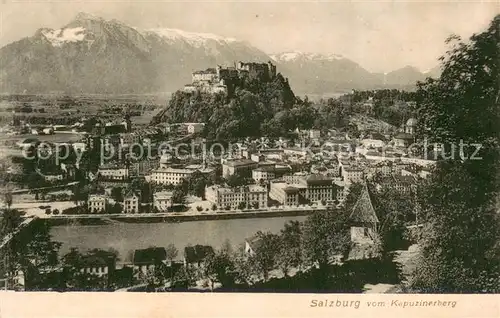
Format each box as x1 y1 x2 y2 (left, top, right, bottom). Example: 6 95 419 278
11 201 329 220
0 216 37 250
5 201 77 218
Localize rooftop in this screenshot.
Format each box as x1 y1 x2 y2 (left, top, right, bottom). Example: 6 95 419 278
225 159 257 167
306 174 334 185
349 184 379 224
152 167 196 174
245 234 264 252
184 245 214 264
99 163 126 170
80 250 116 267
154 191 173 199
133 247 167 265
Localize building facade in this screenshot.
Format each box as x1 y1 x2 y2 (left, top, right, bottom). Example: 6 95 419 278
205 185 268 210
269 181 300 206
150 168 196 185
88 194 108 213
123 190 140 213
153 191 173 212
222 159 258 178
98 164 129 181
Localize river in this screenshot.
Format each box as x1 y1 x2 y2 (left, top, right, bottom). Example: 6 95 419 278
50 216 306 262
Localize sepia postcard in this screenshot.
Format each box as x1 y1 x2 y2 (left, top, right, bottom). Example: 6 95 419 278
0 1 499 317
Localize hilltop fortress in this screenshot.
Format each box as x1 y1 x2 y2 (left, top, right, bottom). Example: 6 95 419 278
183 61 278 95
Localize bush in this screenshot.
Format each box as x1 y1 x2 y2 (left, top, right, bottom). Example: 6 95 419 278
53 209 60 215
45 209 51 215
196 206 203 212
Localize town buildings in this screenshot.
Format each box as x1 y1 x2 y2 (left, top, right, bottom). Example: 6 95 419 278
132 247 167 278
98 164 129 181
251 165 291 183
205 184 268 210
123 189 141 213
183 245 214 267
183 61 278 95
153 191 173 212
342 166 365 185
271 173 339 205
269 181 301 206
150 167 196 185
79 250 117 281
88 194 108 213
222 159 258 178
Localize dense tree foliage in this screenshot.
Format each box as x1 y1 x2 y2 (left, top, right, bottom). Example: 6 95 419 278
151 74 326 138
411 16 500 293
301 210 351 272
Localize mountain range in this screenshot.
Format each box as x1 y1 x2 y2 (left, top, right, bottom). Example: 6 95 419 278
0 12 440 95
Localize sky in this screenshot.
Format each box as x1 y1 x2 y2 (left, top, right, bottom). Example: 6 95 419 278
0 1 498 73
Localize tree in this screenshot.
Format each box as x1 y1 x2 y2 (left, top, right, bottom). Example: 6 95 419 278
172 265 196 289
172 189 186 206
211 204 217 211
187 171 208 199
276 221 302 276
301 211 350 273
165 244 178 282
4 192 13 209
247 231 280 282
370 184 416 252
233 246 257 286
410 16 500 293
108 203 123 214
203 249 236 290
142 263 168 289
71 185 81 206
0 209 23 236
237 202 246 210
2 215 61 289
165 244 178 264
226 174 246 188
110 187 123 202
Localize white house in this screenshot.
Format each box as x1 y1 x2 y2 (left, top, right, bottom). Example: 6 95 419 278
153 191 173 211
88 194 108 213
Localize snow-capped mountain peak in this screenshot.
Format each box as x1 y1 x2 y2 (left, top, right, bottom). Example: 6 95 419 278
41 27 87 47
270 51 344 62
145 28 238 47
74 12 103 21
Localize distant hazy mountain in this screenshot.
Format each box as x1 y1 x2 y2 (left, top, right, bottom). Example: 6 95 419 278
0 13 440 94
423 65 442 79
271 52 440 93
0 12 270 94
383 65 427 87
270 51 382 94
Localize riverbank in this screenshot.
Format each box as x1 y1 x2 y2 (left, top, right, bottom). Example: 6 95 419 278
45 207 326 226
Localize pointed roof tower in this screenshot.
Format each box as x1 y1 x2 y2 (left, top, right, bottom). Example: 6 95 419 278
349 183 379 224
